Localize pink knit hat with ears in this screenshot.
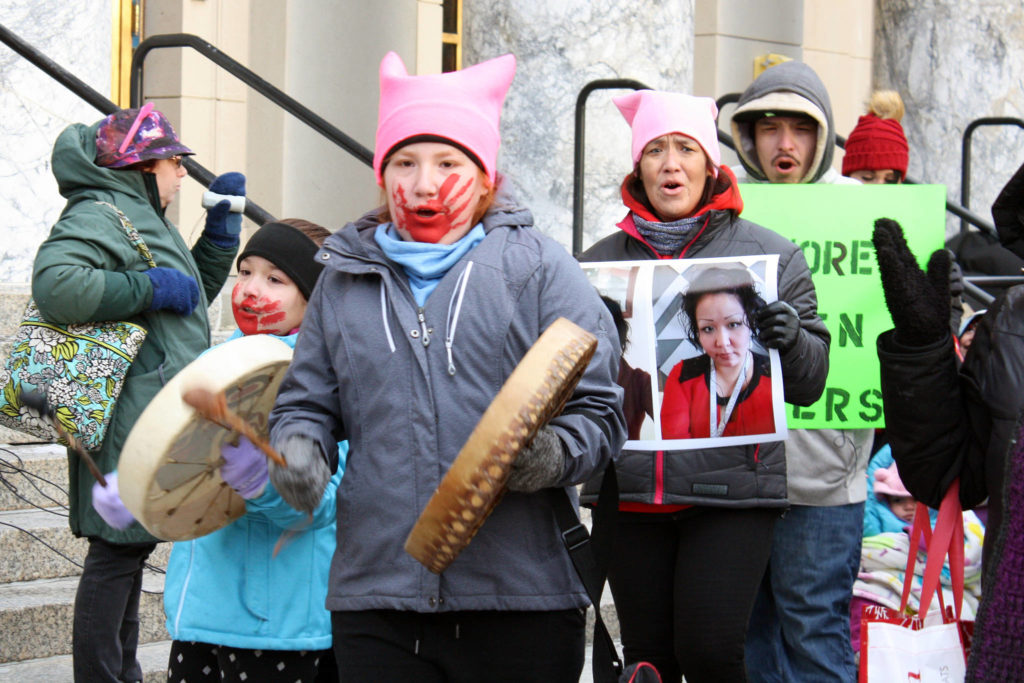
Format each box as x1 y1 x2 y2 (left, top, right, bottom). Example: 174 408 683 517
614 90 721 175
373 51 516 185
874 463 911 499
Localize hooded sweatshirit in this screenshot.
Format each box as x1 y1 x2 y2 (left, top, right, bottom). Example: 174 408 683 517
268 183 627 613
729 61 874 507
580 167 830 509
31 121 235 544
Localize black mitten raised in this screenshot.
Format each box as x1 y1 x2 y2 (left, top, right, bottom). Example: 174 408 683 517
871 218 950 347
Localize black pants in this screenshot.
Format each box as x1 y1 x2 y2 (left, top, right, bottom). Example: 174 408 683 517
166 640 332 682
332 608 585 682
607 507 779 683
73 537 156 683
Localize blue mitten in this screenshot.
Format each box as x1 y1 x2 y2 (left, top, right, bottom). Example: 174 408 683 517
146 267 199 315
92 473 135 530
203 172 246 248
220 436 269 499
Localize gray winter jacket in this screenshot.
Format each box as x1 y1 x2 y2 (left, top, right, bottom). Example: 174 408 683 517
269 187 626 612
730 60 874 506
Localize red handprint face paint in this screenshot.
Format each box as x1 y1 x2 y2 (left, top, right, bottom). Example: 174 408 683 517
383 141 489 244
232 255 307 336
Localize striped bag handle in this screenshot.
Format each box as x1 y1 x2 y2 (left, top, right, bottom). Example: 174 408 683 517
93 200 157 268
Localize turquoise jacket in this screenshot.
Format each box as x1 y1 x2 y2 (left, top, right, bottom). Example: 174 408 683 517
164 332 347 650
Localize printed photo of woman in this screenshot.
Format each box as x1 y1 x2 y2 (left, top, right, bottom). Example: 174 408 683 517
660 266 776 439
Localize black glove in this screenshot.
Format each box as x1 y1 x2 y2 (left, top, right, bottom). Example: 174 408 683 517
506 426 566 493
871 218 950 347
145 267 199 315
947 253 965 337
268 434 330 514
754 300 800 352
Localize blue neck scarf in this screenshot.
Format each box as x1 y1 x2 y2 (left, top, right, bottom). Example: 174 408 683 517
374 223 486 306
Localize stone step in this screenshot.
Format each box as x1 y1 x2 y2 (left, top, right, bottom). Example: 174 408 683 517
0 571 168 663
0 507 84 582
0 443 69 511
0 639 171 682
0 506 171 583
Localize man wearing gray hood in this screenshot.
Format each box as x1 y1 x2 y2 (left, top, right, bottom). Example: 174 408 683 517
730 61 870 682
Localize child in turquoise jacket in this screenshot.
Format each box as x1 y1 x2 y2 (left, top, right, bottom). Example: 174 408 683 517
95 219 345 680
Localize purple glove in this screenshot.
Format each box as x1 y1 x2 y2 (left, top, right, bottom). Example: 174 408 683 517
220 436 269 499
92 473 135 530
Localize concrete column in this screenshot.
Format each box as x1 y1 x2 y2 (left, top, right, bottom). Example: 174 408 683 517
874 0 1024 237
462 0 694 252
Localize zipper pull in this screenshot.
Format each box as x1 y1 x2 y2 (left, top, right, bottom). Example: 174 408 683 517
417 309 431 347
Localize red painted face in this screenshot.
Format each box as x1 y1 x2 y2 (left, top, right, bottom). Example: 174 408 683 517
383 141 489 244
231 255 307 336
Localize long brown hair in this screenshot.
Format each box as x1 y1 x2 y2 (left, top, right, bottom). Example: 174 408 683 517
277 217 331 246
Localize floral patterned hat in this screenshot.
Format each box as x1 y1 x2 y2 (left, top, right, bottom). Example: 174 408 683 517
95 102 194 168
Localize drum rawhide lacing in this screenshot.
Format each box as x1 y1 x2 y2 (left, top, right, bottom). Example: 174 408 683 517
404 317 598 574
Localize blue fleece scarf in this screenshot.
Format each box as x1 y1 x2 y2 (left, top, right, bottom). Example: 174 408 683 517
374 223 486 306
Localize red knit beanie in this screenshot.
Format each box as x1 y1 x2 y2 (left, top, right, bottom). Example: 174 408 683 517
842 112 909 179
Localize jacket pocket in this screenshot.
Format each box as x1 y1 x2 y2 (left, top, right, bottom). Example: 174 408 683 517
243 518 271 620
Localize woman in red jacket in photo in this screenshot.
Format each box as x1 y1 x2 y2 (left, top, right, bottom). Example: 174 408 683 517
661 266 775 439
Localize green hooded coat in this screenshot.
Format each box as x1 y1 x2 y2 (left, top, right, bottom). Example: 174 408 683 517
31 120 236 544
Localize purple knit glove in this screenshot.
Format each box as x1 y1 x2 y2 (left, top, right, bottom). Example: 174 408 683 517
220 436 269 499
91 473 135 530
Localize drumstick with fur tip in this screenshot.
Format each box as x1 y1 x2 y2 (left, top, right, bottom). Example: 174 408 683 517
21 390 108 487
181 386 287 467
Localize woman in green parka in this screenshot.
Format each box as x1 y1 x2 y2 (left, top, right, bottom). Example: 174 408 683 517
31 104 244 683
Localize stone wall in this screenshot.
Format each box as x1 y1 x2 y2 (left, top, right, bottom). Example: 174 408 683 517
462 0 695 254
874 0 1024 238
0 1 112 285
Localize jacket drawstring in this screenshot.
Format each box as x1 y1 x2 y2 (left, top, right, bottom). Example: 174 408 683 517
379 280 396 353
445 262 473 376
417 309 431 347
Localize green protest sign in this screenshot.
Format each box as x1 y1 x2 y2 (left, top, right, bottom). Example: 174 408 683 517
740 184 947 429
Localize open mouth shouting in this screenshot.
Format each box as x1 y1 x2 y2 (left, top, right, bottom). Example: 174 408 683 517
771 155 801 177
231 295 285 335
393 173 475 243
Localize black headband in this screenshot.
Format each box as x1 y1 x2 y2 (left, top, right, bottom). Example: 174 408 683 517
236 222 324 300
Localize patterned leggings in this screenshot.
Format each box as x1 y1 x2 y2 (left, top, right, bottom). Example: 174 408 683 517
166 640 333 682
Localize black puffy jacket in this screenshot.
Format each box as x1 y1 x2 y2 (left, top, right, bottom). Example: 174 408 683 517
878 284 1024 566
580 168 829 508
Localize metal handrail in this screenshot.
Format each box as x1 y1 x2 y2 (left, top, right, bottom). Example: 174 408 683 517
959 117 1024 235
572 79 649 256
130 33 378 226
0 24 276 225
131 33 373 166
